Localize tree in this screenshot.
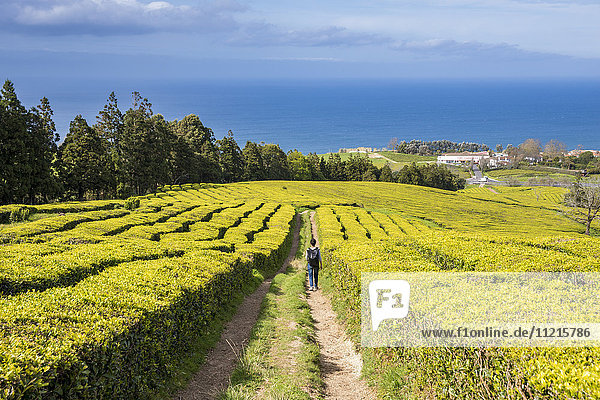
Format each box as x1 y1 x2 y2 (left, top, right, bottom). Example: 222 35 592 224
218 131 244 183
261 144 289 180
363 164 379 181
397 163 464 191
519 138 542 160
0 80 30 204
242 141 265 181
325 153 346 181
319 156 328 180
388 137 398 151
119 92 171 196
380 164 394 182
27 97 60 203
543 140 566 161
168 131 197 184
58 115 111 200
564 179 600 235
577 151 595 167
93 92 124 195
287 150 312 180
96 92 124 147
307 153 325 180
345 154 372 181
495 144 503 153
171 114 220 183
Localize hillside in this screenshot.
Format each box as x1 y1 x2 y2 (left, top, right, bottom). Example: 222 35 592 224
0 181 598 399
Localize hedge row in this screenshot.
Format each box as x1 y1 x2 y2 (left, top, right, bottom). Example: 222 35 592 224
0 201 125 224
0 239 181 296
316 205 600 399
189 201 263 240
222 203 280 244
46 202 203 241
0 206 295 399
0 210 130 244
0 201 270 296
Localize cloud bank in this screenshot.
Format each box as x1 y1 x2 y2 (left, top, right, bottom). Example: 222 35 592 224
2 0 244 35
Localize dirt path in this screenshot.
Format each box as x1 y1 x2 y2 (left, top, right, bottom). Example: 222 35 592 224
174 213 302 400
306 212 377 400
487 187 499 194
368 152 397 163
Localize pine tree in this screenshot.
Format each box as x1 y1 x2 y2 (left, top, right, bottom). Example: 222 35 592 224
0 80 30 204
261 144 290 180
218 131 244 183
306 153 325 180
96 92 123 146
242 141 266 181
120 92 170 196
27 97 60 203
287 150 312 181
326 153 346 181
380 164 394 182
58 115 111 200
171 114 220 183
95 92 123 195
319 156 328 180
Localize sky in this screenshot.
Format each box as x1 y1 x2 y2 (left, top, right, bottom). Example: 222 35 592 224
1 0 600 80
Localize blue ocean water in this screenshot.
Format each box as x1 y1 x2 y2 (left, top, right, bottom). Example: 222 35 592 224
12 78 600 154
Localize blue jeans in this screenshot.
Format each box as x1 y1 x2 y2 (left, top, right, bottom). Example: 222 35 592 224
308 264 319 288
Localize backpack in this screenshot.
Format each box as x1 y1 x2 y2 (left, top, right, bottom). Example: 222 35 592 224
307 247 320 267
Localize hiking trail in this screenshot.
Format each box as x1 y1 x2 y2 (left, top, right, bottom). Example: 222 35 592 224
305 211 377 400
174 213 302 400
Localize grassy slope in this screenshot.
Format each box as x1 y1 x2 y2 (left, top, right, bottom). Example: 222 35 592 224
378 151 437 163
317 152 438 171
486 168 577 182
1 181 594 399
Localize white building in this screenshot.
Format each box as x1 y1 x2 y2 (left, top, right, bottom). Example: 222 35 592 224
437 151 490 165
339 147 373 153
489 153 510 167
437 151 510 167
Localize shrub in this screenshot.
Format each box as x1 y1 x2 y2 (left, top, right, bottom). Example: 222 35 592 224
124 197 141 210
9 207 30 223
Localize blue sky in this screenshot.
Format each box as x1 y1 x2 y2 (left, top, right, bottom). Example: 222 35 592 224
1 0 599 79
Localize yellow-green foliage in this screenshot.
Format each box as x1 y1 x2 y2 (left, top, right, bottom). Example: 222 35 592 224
315 201 600 399
0 180 598 399
0 185 297 399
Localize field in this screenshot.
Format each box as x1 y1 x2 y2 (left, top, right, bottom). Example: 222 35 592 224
319 152 438 171
314 188 600 399
486 167 578 183
1 181 599 398
377 151 437 164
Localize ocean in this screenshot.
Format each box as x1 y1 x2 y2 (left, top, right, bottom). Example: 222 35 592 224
11 78 600 154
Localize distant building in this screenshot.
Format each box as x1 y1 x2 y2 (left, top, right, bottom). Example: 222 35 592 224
339 147 374 153
437 151 489 165
437 151 510 167
489 153 510 167
567 149 600 157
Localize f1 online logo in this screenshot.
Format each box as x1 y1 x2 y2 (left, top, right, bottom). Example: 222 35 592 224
369 280 410 331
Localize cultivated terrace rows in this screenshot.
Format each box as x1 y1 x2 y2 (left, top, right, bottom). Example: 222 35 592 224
1 181 599 399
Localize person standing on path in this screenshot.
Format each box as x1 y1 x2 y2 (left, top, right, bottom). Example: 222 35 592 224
306 237 322 291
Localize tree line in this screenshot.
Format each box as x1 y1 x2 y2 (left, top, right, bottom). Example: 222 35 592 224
498 139 600 172
1 81 466 205
389 139 489 155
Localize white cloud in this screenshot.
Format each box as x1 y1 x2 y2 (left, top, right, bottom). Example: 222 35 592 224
3 0 245 35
